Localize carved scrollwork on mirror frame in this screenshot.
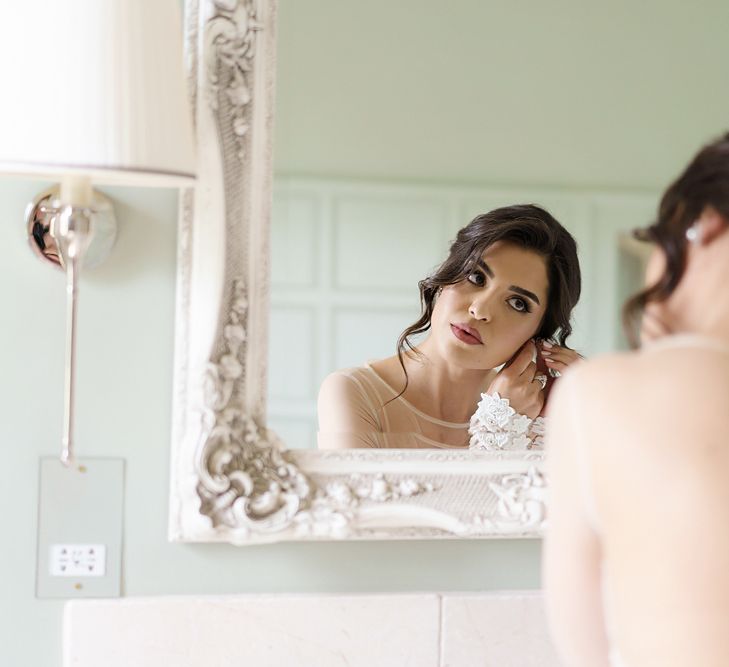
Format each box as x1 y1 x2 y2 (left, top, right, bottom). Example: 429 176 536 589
169 0 547 544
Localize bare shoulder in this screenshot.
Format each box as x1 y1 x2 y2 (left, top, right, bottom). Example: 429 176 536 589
566 343 729 390
549 351 636 401
550 343 729 429
625 342 729 393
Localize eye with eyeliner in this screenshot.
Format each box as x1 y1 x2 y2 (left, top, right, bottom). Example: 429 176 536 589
507 296 531 314
467 270 533 314
466 270 485 286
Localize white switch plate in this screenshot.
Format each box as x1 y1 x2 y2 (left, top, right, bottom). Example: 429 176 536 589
50 544 106 577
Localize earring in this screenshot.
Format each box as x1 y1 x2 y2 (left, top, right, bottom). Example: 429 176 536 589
686 224 703 244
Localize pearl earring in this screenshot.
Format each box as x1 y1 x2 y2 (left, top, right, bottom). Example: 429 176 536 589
685 224 703 244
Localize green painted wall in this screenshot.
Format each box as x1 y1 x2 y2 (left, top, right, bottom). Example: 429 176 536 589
274 0 729 188
3 0 728 664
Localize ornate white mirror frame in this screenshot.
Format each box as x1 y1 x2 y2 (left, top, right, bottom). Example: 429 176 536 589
168 0 546 544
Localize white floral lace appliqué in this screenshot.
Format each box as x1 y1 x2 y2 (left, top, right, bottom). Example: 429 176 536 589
468 392 545 451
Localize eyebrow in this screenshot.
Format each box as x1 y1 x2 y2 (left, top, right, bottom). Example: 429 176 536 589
476 259 541 306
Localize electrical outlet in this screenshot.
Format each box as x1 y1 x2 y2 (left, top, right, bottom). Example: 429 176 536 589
50 544 106 577
37 458 123 598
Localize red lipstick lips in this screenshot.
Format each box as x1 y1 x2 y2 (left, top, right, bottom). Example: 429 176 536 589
450 323 482 345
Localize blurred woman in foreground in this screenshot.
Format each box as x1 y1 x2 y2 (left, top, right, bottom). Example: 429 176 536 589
544 133 729 667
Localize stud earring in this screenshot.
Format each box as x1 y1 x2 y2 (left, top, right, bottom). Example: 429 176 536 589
686 224 703 244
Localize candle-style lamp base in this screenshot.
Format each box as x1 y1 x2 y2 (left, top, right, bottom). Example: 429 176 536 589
25 184 118 466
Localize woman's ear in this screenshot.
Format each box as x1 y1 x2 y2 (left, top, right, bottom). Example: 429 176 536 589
693 206 727 246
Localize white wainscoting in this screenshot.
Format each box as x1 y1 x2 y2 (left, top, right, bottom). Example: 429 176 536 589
64 592 561 666
268 177 658 449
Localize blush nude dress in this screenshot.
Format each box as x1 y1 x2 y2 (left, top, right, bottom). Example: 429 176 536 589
317 363 472 449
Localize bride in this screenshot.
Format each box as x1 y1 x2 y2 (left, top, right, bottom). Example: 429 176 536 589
317 203 584 449
544 133 729 666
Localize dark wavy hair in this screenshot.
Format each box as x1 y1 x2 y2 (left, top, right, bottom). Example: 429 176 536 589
394 204 581 393
623 132 729 347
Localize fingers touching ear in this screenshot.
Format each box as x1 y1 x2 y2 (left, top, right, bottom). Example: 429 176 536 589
505 340 537 374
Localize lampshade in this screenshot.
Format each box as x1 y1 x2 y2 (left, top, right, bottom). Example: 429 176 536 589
0 0 195 187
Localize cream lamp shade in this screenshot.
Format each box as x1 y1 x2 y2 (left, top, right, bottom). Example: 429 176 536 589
0 0 196 466
0 0 195 187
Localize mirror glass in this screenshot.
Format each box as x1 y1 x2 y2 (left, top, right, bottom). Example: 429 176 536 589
266 0 729 449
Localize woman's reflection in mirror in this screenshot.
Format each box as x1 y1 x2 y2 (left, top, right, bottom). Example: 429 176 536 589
318 204 583 449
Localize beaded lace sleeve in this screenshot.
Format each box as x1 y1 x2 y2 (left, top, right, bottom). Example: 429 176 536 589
468 392 546 451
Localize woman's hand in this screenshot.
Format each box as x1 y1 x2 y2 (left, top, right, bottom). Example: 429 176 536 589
640 302 671 344
486 341 545 419
538 340 584 375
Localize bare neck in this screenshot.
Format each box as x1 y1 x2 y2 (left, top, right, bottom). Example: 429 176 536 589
390 338 495 423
